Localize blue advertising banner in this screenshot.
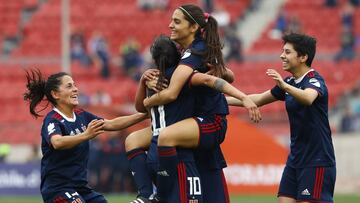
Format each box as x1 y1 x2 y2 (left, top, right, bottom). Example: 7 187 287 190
0 162 41 195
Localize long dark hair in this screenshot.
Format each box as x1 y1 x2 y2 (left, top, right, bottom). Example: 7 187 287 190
150 35 181 90
24 69 69 118
179 4 226 78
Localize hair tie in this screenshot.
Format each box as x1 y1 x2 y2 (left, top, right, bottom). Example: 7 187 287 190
204 12 210 22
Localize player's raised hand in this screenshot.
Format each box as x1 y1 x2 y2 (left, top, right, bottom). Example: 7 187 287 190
266 69 286 89
242 96 262 123
84 119 105 139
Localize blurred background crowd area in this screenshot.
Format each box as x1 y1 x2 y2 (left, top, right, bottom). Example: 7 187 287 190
1 0 360 194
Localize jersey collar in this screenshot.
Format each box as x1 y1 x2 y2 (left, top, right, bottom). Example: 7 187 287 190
53 108 77 122
294 69 314 84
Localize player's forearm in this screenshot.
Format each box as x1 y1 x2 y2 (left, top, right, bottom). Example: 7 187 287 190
226 96 243 106
135 82 147 113
213 78 247 101
51 134 88 150
143 89 177 108
282 84 315 106
103 113 148 131
227 91 276 107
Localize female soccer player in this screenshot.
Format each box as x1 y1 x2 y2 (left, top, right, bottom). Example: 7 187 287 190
24 69 147 203
129 4 261 203
227 33 336 203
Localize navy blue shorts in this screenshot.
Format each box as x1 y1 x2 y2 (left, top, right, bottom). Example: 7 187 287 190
169 161 203 203
44 188 107 203
193 115 227 149
148 161 203 203
278 165 336 202
200 169 230 203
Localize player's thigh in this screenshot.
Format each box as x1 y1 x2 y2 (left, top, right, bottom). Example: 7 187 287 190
125 126 152 151
158 118 199 148
278 196 296 203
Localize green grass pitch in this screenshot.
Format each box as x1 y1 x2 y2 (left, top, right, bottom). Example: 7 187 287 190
0 194 359 203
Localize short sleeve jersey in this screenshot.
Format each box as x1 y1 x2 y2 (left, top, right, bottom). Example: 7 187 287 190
271 69 336 168
40 108 100 196
147 65 196 163
179 37 229 116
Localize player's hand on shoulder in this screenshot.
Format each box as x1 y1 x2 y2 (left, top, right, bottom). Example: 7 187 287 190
145 78 166 92
142 68 159 81
84 119 105 139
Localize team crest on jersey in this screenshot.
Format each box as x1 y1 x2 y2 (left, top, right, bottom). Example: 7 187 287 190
47 123 55 135
309 78 320 88
181 49 191 59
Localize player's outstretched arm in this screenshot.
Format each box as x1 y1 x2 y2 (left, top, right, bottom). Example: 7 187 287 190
51 119 105 150
226 90 278 107
190 72 262 122
103 112 148 131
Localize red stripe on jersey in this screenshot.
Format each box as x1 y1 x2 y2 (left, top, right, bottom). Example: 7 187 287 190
313 167 325 199
51 112 62 120
318 168 325 199
177 162 187 203
201 127 221 133
313 168 320 199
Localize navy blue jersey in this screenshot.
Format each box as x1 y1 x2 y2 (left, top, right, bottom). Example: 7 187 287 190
271 69 335 168
147 65 196 163
180 37 229 116
40 108 100 197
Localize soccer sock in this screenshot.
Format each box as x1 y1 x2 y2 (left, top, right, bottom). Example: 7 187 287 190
157 146 178 200
126 148 153 198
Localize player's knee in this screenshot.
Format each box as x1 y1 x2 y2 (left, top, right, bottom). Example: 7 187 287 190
125 133 139 152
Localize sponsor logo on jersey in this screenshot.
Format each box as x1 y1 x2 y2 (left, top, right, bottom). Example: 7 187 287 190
309 78 320 88
196 117 204 122
181 49 191 59
47 123 55 135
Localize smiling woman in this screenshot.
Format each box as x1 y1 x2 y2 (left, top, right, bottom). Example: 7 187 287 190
23 69 148 203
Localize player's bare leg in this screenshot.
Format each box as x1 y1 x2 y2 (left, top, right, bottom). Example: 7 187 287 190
278 196 296 203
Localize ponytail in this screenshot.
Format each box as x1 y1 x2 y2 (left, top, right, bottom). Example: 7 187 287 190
24 69 47 118
156 55 167 91
179 4 226 78
24 69 69 118
202 16 226 78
